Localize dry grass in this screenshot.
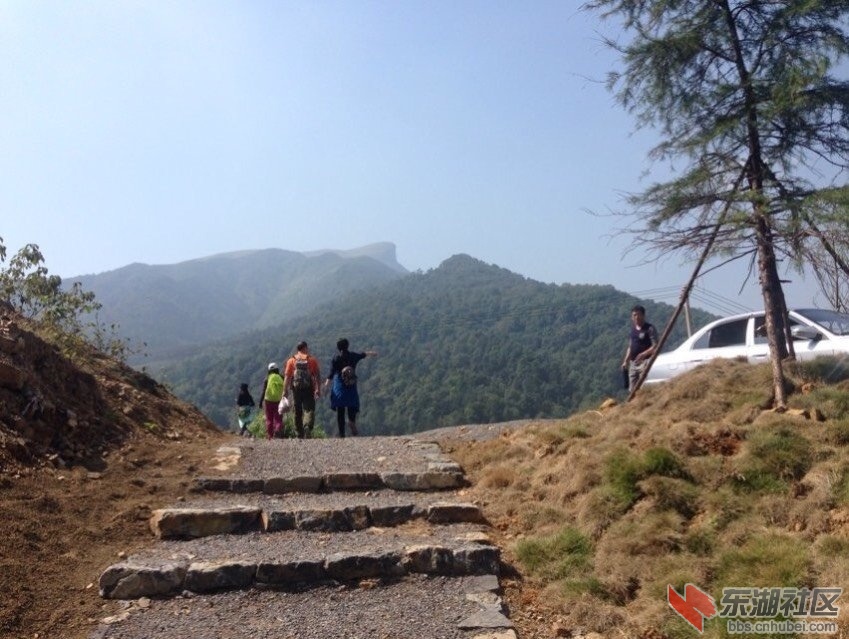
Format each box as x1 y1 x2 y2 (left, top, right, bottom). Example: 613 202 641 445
449 357 849 638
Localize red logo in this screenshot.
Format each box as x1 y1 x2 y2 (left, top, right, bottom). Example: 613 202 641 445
668 584 718 633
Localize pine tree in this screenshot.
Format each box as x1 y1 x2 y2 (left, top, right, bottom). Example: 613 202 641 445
587 0 849 406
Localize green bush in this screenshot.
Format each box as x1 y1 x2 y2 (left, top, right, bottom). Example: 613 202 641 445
604 447 691 509
515 527 593 580
734 425 812 493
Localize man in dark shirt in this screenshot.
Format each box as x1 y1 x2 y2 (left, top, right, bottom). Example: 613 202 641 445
621 305 658 392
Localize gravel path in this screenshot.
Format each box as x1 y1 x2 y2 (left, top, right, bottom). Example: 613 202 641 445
209 437 446 478
92 575 491 639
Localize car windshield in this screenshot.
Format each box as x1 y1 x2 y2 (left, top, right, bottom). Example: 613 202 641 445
796 309 849 336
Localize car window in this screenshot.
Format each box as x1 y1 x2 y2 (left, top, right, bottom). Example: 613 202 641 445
753 316 804 344
797 309 849 336
693 318 748 349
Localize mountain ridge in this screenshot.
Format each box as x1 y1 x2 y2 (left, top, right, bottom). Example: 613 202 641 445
70 244 407 362
158 253 714 431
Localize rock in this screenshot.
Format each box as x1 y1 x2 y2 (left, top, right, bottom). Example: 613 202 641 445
427 502 485 524
149 506 263 539
427 462 464 473
325 551 403 580
369 504 416 527
405 545 455 574
263 476 323 494
322 472 383 490
294 509 351 532
255 560 326 584
184 561 256 592
457 609 515 630
463 574 501 594
453 545 501 575
343 505 372 530
99 561 186 599
381 472 464 491
466 591 503 606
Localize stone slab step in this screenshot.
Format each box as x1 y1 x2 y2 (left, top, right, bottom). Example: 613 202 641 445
200 437 465 494
150 493 486 539
195 470 465 494
99 524 499 599
91 574 515 639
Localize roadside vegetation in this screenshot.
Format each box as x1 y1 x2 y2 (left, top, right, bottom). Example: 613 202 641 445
0 237 142 363
450 358 849 638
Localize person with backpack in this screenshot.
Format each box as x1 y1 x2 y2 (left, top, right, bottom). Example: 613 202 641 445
235 382 256 438
324 338 378 438
259 363 285 439
283 341 321 438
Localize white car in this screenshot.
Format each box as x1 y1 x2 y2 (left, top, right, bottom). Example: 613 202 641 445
644 308 849 384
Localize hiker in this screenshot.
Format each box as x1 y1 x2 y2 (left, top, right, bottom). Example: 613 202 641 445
259 363 285 439
324 338 378 437
235 382 255 437
621 304 658 392
283 341 321 438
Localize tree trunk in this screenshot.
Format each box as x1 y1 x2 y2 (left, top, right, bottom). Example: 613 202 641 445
754 214 788 409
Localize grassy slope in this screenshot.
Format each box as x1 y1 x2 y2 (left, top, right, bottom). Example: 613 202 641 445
450 358 849 638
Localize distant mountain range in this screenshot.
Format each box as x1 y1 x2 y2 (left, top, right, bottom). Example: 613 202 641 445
71 242 406 363
154 254 715 432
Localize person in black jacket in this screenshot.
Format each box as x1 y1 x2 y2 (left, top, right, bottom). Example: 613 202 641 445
235 382 255 437
621 305 658 392
324 338 378 437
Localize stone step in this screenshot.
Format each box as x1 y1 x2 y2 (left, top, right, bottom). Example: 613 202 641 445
199 438 466 494
195 469 465 494
150 495 486 539
99 524 499 600
91 574 515 639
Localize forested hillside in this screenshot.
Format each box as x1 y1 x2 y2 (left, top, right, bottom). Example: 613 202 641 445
158 255 714 433
70 244 406 363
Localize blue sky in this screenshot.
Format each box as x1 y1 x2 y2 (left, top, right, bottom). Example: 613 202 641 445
0 1 829 315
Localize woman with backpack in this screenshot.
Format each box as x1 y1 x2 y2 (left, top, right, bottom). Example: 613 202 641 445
324 338 378 438
259 363 285 439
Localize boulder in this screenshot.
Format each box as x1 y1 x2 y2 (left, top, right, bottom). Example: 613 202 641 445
149 506 263 539
99 560 186 599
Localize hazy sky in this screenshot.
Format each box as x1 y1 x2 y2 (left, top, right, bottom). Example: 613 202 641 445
0 1 831 315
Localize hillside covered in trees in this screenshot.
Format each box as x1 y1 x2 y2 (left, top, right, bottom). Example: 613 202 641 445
159 255 713 433
71 244 406 363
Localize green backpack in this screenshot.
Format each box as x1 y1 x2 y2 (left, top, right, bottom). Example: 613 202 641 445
264 373 284 402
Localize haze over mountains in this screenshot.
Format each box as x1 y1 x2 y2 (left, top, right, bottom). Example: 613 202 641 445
72 242 406 363
69 242 714 432
146 252 714 432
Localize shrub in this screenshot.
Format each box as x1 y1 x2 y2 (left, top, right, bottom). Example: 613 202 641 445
515 526 593 580
604 447 691 509
716 533 810 589
733 424 812 492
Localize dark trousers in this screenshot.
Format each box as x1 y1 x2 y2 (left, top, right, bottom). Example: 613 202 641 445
336 406 359 438
292 387 315 438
